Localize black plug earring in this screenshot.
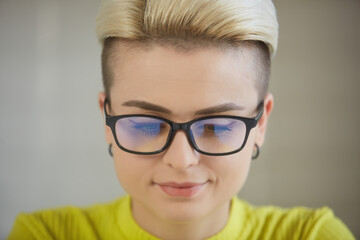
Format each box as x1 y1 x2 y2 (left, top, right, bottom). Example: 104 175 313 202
108 144 113 157
252 144 260 160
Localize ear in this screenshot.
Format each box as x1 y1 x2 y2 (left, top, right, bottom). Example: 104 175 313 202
255 93 274 147
98 92 113 145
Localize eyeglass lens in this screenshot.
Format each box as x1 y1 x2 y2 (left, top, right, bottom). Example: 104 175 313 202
190 118 246 154
115 117 171 153
115 116 247 154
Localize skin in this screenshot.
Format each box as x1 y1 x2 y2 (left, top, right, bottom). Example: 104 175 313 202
98 43 273 240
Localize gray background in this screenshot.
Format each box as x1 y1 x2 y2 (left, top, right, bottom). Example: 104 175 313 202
1 0 359 238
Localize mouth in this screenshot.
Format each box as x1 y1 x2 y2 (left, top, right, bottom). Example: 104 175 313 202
155 181 208 197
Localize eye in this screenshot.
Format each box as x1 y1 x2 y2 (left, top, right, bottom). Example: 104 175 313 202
203 123 233 136
193 119 236 138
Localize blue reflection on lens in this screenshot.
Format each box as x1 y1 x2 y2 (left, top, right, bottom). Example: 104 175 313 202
194 122 234 138
129 119 163 137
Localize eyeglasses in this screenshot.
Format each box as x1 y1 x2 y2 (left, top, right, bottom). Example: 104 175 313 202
104 98 264 156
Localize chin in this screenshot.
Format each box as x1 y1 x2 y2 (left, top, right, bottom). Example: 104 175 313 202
153 198 213 223
159 205 207 223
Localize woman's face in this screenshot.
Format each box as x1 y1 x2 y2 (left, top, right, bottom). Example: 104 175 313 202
99 44 273 225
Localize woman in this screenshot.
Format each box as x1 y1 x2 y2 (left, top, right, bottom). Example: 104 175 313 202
8 0 355 239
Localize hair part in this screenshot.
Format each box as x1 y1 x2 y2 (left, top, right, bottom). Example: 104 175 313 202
97 0 278 102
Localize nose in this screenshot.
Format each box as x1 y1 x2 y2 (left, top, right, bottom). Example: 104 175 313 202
162 131 200 170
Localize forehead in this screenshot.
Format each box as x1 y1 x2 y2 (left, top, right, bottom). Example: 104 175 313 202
109 43 259 117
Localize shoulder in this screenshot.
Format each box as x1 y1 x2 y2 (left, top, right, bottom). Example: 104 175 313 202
233 198 355 240
7 196 129 240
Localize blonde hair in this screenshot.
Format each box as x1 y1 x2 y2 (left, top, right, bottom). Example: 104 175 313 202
96 0 279 99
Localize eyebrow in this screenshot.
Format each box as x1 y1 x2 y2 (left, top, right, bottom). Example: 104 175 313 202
122 100 172 114
121 100 246 115
195 103 246 115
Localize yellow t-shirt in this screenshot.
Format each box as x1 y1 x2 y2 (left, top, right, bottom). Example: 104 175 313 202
7 196 355 240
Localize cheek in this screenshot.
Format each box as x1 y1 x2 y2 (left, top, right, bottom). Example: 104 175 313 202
113 156 134 193
209 139 254 195
221 155 251 190
112 151 153 195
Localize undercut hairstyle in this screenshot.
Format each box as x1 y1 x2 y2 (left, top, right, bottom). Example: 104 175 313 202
96 0 278 103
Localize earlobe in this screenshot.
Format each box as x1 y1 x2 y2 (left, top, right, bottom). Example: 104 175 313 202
255 93 274 147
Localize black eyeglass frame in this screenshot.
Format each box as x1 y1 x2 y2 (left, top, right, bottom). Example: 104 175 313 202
104 98 264 156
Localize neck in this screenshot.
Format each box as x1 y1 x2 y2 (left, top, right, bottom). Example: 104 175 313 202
131 199 231 240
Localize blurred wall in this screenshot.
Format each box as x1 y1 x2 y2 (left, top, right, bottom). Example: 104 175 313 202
0 0 359 238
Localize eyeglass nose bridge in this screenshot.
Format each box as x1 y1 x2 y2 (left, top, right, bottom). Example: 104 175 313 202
171 120 191 130
170 122 193 144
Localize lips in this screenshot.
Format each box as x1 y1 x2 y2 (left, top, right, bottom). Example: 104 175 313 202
156 182 207 197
